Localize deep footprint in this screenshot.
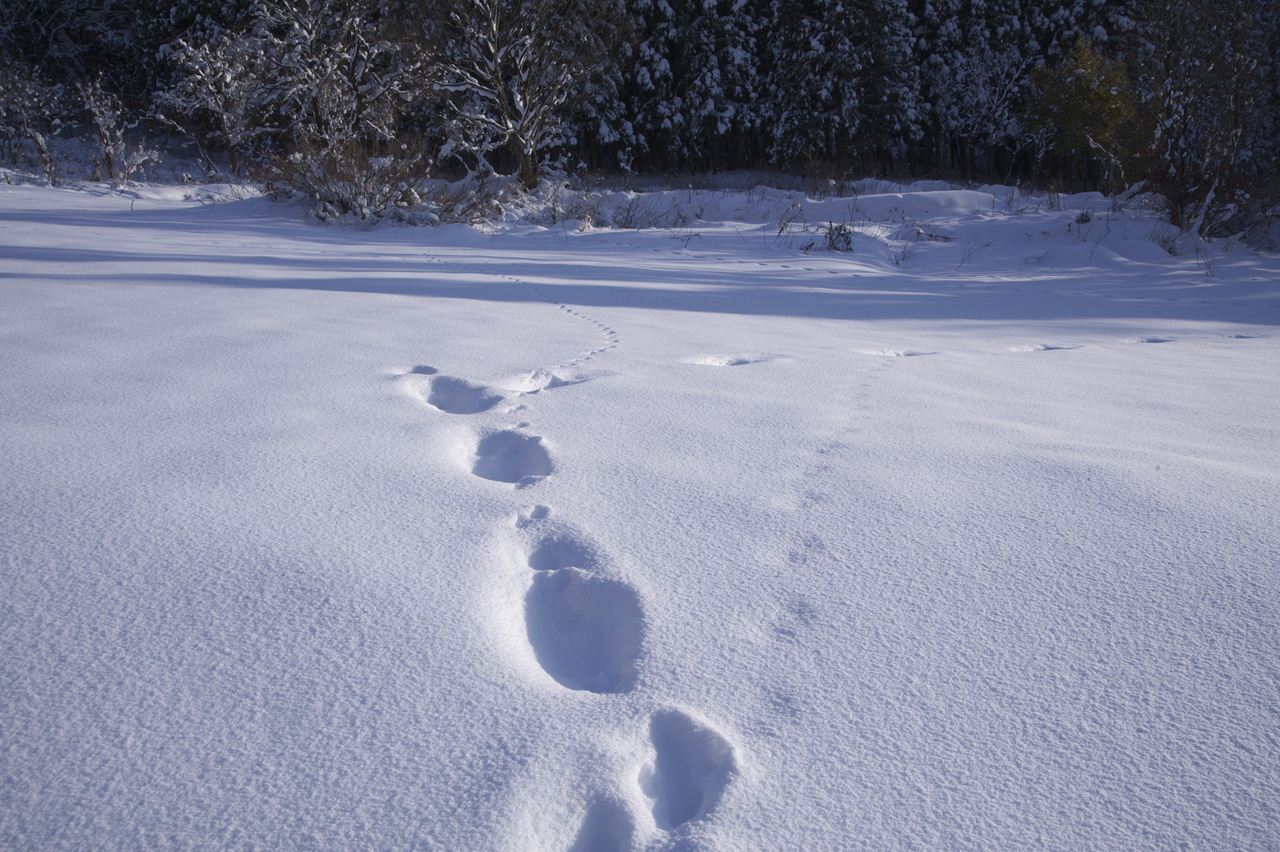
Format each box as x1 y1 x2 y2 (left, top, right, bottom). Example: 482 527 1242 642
425 375 504 414
524 568 642 693
641 709 738 830
569 796 634 852
472 430 553 485
527 531 600 572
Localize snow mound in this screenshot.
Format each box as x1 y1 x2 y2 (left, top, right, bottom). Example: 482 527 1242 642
503 368 595 393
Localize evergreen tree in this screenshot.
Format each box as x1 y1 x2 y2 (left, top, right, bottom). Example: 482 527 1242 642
619 0 764 170
766 0 869 169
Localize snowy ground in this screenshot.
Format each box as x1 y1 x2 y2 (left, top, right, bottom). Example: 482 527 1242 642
2 181 1278 850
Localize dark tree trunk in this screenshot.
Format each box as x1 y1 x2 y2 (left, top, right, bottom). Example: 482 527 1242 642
513 139 538 189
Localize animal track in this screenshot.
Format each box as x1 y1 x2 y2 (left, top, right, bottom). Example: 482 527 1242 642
1136 336 1174 344
641 709 738 830
423 375 504 414
492 272 621 370
772 597 818 642
471 430 553 485
524 568 643 693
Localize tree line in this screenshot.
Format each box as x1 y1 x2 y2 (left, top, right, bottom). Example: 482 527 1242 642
1 0 1276 234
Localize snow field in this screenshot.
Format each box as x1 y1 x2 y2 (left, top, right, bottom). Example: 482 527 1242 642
1 181 1278 849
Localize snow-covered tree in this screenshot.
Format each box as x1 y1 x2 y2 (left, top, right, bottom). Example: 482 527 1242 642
617 0 765 170
1131 0 1274 232
765 0 918 171
766 0 869 168
0 60 68 179
164 0 428 216
1030 39 1138 192
851 0 920 167
3 0 1276 233
429 0 618 188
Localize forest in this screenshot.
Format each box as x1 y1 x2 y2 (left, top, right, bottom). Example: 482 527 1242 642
2 0 1277 235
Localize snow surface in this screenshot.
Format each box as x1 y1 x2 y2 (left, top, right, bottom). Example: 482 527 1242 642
1 182 1279 850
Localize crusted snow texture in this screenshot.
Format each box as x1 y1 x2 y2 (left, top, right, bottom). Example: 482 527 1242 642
1 181 1278 849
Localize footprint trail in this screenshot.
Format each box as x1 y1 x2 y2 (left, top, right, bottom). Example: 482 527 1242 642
397 256 740 842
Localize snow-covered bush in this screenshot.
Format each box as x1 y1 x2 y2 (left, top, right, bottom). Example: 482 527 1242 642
78 78 127 182
2 0 1273 237
1132 0 1278 236
0 60 68 181
822 221 854 252
164 0 430 219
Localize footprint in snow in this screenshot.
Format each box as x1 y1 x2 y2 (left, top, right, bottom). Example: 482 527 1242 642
524 571 643 693
1007 343 1080 352
515 509 644 694
400 367 504 414
640 709 738 831
527 529 602 572
471 429 552 486
1226 333 1263 340
424 375 504 414
683 353 777 367
569 797 634 852
1135 336 1174 344
862 348 937 358
772 597 818 642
